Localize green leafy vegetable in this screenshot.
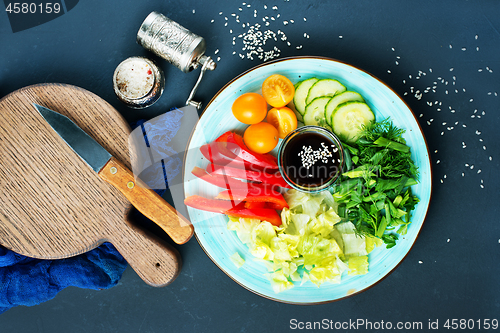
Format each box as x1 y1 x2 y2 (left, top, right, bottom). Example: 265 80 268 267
331 118 420 248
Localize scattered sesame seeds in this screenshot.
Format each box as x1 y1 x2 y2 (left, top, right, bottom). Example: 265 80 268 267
210 2 312 62
298 143 338 171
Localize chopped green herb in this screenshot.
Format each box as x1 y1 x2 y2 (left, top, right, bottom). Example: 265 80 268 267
331 118 420 248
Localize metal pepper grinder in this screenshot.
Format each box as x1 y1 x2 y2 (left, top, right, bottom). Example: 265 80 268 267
137 11 217 109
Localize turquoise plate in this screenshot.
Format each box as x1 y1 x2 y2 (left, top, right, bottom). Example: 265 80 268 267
183 56 432 304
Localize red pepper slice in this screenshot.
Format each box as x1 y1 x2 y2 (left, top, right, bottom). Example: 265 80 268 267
225 207 282 226
191 166 250 190
216 131 279 170
184 195 238 213
215 187 289 210
242 201 282 210
199 142 248 169
214 131 232 143
244 201 268 209
207 163 290 188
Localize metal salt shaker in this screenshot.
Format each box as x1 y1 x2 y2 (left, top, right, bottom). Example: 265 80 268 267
113 56 165 109
136 11 217 109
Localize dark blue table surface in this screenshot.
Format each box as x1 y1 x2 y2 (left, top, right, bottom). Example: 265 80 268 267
1 1 499 332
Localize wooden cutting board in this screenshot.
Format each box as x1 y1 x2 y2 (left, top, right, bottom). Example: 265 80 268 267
0 83 181 287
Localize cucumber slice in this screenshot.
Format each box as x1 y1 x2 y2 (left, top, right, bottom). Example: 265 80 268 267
303 96 332 128
325 91 364 126
305 79 346 105
294 109 304 123
293 78 318 116
331 102 375 143
287 103 304 123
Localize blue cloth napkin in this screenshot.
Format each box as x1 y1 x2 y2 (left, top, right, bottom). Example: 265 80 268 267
0 114 183 314
0 243 127 314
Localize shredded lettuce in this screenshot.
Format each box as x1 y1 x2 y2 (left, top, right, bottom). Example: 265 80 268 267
230 252 245 269
227 189 382 292
347 255 369 276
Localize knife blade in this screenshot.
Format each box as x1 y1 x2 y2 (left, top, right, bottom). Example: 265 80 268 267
33 103 194 245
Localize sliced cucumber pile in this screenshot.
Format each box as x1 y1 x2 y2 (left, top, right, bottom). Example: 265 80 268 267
292 77 375 143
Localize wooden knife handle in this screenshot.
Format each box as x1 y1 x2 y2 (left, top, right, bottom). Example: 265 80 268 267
99 157 194 244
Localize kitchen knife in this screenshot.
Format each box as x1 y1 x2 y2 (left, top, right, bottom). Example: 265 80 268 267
33 103 194 245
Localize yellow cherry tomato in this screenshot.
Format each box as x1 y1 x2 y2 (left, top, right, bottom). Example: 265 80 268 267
266 107 298 139
232 92 268 124
261 74 295 108
243 122 279 154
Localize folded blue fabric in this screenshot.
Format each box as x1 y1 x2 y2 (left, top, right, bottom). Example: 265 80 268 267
0 114 182 314
0 243 127 314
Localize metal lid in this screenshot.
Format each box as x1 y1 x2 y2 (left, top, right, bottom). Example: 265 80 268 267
112 56 164 109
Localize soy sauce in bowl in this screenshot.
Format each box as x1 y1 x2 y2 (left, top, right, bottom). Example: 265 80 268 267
278 126 344 192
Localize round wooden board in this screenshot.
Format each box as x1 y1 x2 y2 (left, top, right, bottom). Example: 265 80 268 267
0 84 180 287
